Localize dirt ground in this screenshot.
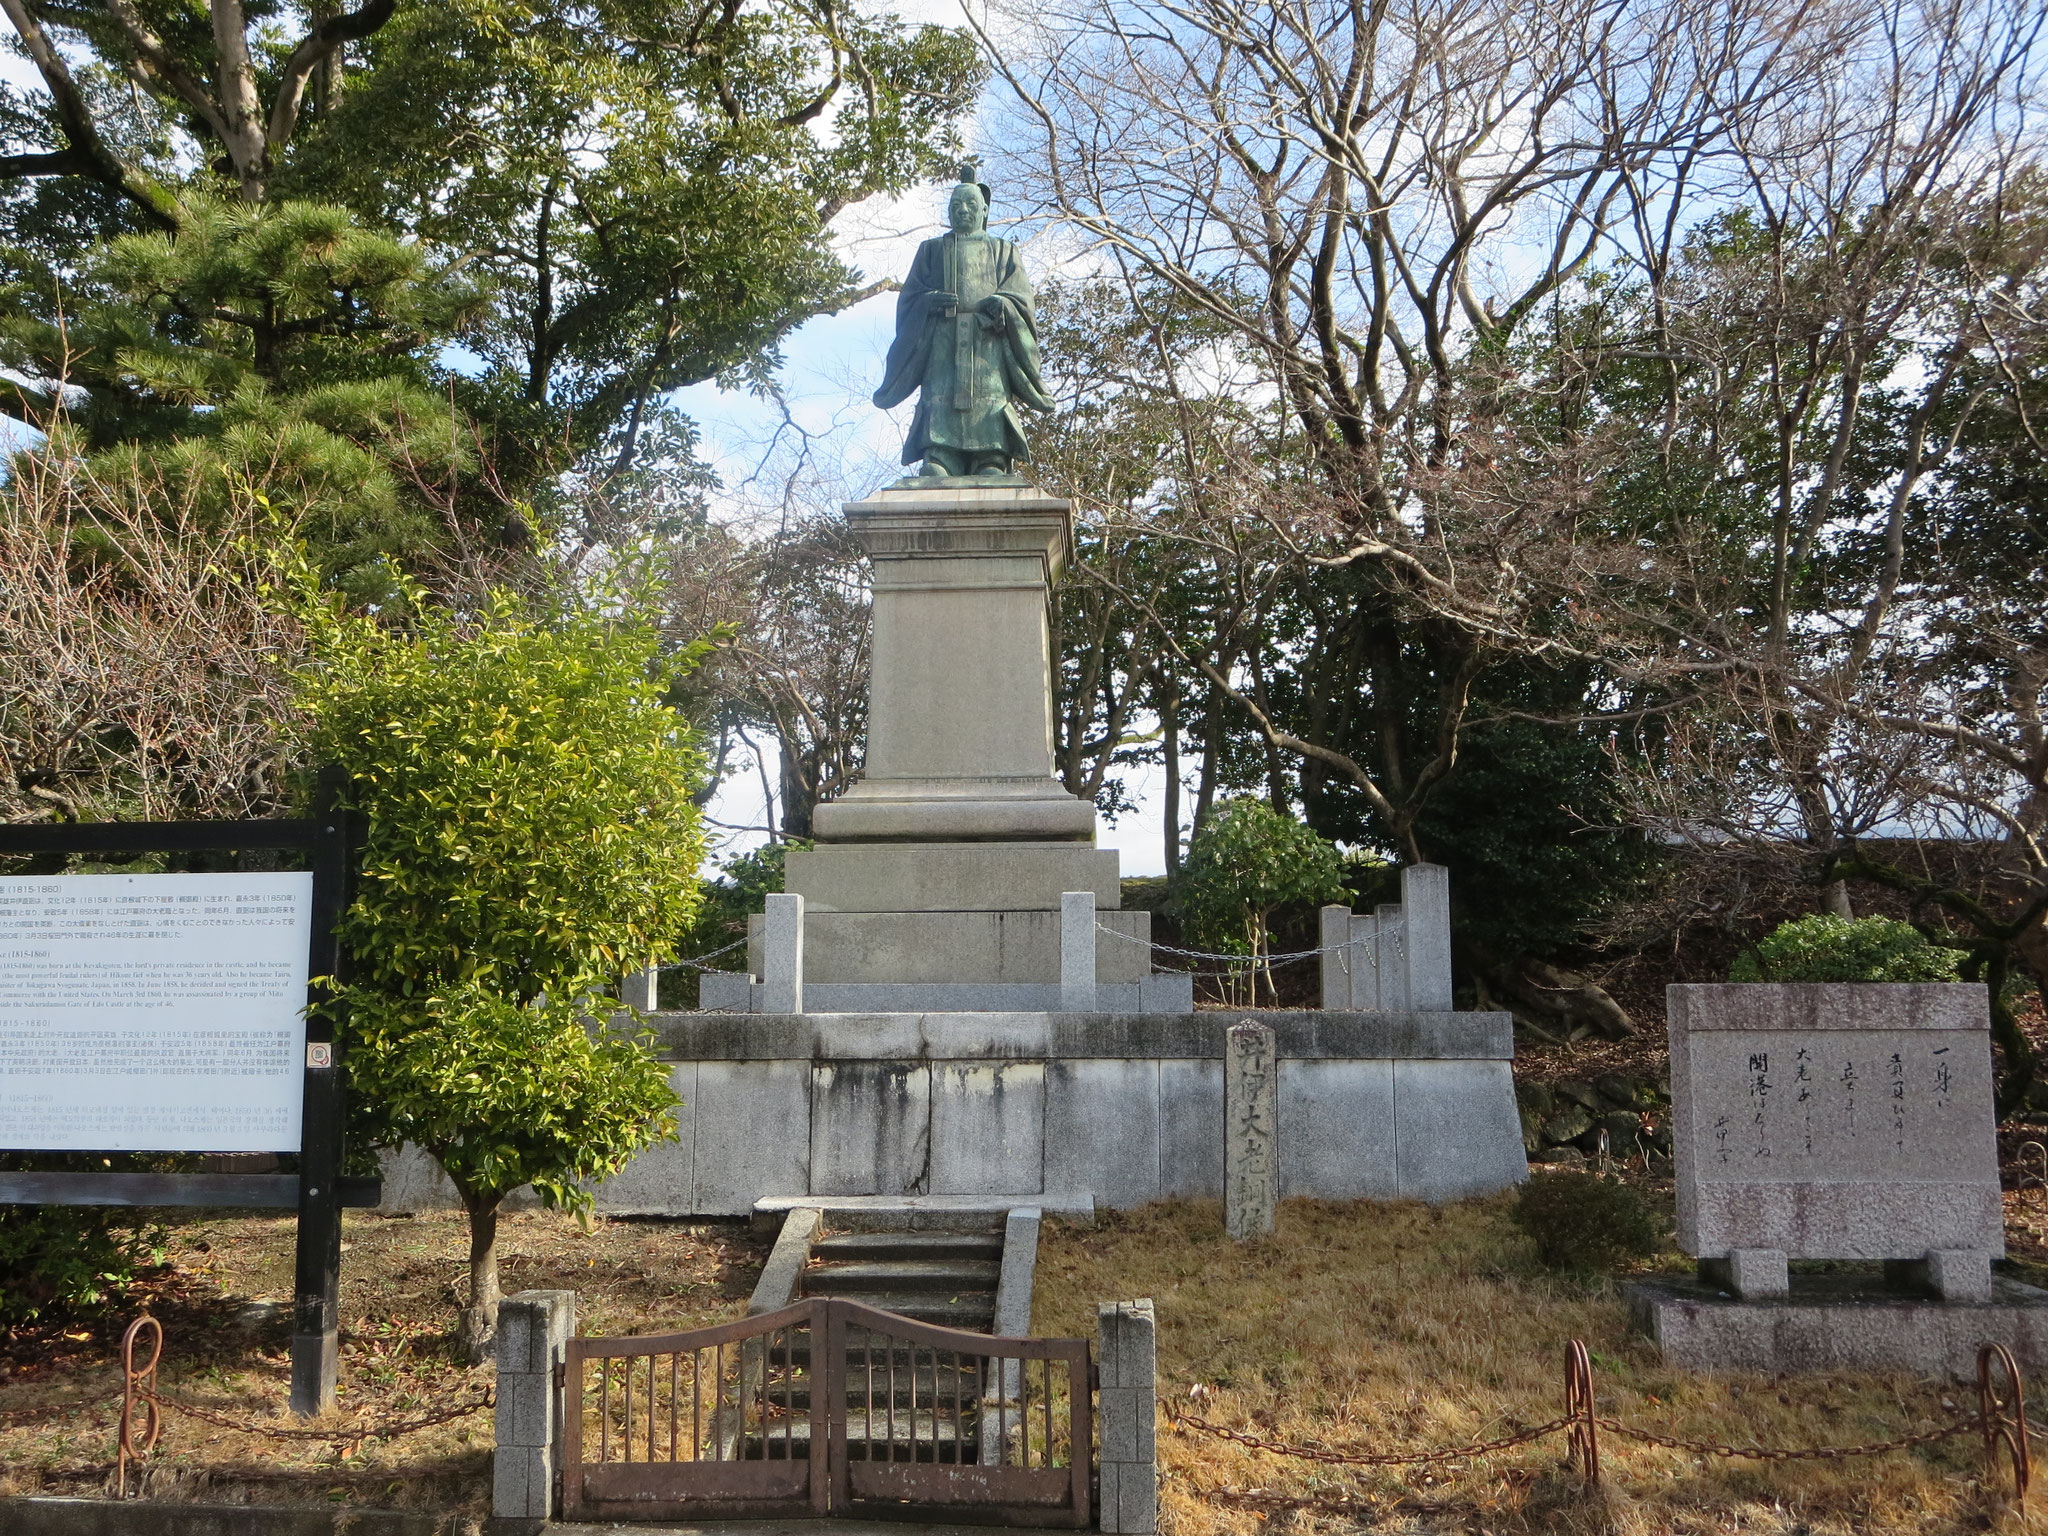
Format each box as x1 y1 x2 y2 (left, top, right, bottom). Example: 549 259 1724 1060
0 1209 772 1513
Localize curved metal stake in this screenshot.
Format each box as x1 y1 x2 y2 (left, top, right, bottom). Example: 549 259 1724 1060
117 1315 164 1499
1564 1339 1599 1492
1978 1341 2030 1506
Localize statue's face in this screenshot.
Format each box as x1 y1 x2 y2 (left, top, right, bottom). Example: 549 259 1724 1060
948 184 986 234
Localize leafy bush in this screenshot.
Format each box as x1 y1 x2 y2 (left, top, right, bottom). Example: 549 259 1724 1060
1513 1170 1663 1272
0 1191 163 1326
1729 914 1964 983
294 578 706 1354
1176 798 1347 1003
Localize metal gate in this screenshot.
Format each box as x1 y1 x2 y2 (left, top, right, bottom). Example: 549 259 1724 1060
559 1297 1092 1527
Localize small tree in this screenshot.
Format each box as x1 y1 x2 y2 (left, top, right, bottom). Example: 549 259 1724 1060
294 580 706 1356
1175 798 1346 1004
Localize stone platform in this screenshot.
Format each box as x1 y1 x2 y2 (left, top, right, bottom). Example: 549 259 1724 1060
1627 1272 2048 1377
376 1009 1529 1217
592 1009 1527 1216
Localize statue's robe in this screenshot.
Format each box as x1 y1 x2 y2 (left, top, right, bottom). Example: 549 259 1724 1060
872 231 1052 466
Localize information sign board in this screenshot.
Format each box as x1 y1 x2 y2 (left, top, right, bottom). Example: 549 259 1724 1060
0 872 314 1151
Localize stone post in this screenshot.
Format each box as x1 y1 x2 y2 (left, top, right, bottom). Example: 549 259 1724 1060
1375 903 1408 1009
1318 904 1353 1010
1224 1021 1278 1239
1097 1299 1157 1535
1401 863 1454 1010
618 966 659 1012
1061 890 1097 1012
494 1288 576 1523
761 892 805 1015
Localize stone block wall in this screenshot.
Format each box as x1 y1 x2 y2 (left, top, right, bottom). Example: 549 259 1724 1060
1097 1299 1157 1534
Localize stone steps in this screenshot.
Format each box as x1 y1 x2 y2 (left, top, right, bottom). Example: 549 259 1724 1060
802 1259 1003 1294
811 1232 1004 1262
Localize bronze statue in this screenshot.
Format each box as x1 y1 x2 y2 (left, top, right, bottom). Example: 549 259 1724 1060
872 167 1051 481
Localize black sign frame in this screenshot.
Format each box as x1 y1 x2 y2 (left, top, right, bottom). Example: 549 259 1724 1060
0 773 364 1416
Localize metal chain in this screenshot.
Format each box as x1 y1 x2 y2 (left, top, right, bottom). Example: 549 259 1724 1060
1169 1401 1979 1470
1096 924 1370 968
1167 1405 1574 1466
146 1385 494 1445
655 936 749 973
1596 1415 1977 1462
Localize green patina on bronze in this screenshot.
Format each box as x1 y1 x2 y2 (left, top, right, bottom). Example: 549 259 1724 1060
872 166 1052 483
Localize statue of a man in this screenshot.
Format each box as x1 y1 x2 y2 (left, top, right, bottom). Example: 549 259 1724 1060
872 167 1052 480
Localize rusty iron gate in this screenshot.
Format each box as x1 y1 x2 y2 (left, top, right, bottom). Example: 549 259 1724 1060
559 1297 1092 1526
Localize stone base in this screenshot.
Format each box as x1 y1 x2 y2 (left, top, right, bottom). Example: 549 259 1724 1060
811 784 1098 842
1628 1273 2048 1377
746 907 1154 985
700 972 1196 1014
786 841 1124 911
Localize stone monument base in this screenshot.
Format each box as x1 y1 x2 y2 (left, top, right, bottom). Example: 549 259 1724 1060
1627 1272 2048 1378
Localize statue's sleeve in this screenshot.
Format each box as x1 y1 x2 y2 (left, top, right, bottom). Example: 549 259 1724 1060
989 241 1054 412
873 240 942 411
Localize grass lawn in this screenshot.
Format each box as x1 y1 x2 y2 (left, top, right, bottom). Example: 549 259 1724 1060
4 1189 2047 1533
1032 1195 2047 1536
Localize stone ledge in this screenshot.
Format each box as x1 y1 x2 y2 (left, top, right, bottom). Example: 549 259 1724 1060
0 1499 466 1536
751 1192 1093 1233
1670 982 1989 1032
1627 1273 2048 1377
647 1010 1514 1062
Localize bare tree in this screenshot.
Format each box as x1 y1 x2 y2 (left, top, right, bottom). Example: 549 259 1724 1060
0 448 301 839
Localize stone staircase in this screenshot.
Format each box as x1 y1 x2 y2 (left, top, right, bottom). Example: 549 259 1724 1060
798 1229 1003 1329
722 1205 1038 1465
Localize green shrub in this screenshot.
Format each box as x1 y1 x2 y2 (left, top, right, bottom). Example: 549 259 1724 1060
1729 915 1964 983
0 1196 163 1326
1513 1170 1663 1272
294 577 706 1355
1175 798 1347 1004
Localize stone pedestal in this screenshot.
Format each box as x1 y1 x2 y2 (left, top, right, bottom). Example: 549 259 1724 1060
781 483 1180 1010
1638 982 2011 1375
814 484 1088 843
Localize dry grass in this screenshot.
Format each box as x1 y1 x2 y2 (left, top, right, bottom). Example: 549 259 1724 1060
7 1196 2048 1533
0 1209 768 1510
1032 1198 2043 1536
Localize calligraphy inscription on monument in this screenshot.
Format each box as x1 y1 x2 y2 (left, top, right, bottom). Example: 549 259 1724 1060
0 873 312 1152
1224 1021 1278 1240
1668 984 2001 1261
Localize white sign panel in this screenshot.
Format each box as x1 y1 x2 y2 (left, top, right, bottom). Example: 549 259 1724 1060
0 873 313 1152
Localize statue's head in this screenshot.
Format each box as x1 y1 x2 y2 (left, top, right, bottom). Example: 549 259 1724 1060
948 176 988 235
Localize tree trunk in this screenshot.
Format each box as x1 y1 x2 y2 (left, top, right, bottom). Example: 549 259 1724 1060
1192 680 1224 838
456 1191 503 1362
1161 669 1181 876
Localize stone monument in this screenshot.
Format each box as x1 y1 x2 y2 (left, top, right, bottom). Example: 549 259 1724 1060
1224 1022 1278 1239
571 169 1530 1218
706 166 1188 1013
1629 982 2048 1376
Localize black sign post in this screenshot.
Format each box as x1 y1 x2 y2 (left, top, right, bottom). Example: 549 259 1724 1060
0 773 365 1417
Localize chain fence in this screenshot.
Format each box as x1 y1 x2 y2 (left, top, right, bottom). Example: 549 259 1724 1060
1166 1337 2032 1509
115 1315 494 1498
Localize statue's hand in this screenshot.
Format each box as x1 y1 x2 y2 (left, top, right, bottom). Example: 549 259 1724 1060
976 295 1007 332
928 289 959 317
